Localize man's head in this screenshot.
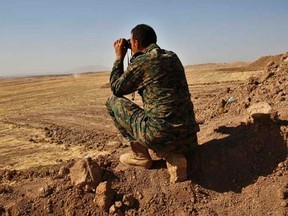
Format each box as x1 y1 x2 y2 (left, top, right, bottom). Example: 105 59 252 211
130 24 157 53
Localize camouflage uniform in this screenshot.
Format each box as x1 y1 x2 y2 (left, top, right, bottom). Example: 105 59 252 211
106 44 199 153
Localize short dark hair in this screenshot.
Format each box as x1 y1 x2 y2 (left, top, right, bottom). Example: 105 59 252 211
131 24 157 48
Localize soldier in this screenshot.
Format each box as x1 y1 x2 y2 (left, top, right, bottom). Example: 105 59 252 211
106 24 199 182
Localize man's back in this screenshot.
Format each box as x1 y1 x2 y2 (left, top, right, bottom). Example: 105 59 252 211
126 44 199 147
132 44 192 118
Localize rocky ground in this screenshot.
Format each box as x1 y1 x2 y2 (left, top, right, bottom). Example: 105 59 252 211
0 52 287 216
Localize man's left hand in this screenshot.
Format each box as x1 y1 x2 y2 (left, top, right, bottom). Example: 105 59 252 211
114 38 127 61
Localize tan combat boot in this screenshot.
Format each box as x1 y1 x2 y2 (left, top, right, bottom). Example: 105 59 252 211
164 153 187 183
119 141 153 169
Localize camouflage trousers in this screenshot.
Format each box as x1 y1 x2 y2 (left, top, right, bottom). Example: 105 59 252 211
106 95 198 154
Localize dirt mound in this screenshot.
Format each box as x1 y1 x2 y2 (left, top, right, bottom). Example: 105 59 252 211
197 52 288 122
246 54 283 71
212 54 283 73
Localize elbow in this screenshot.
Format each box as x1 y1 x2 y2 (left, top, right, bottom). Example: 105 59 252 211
112 89 123 97
111 84 123 97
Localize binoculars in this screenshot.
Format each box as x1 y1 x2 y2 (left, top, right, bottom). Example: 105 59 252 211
125 39 131 49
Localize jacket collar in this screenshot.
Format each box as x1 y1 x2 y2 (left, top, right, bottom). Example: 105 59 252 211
130 44 159 62
144 43 159 53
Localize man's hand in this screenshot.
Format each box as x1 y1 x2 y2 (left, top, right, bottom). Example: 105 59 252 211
114 38 127 61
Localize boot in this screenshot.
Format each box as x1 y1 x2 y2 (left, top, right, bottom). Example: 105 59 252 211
119 141 153 169
164 153 187 183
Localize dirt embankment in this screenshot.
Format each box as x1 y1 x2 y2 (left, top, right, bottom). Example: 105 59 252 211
198 52 288 121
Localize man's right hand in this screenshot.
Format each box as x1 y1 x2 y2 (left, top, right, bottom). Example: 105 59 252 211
114 38 127 62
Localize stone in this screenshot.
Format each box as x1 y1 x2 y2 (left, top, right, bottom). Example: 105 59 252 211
246 102 278 122
248 76 260 85
259 72 274 83
69 157 102 189
247 102 272 117
109 203 124 216
219 99 226 108
38 185 54 198
94 181 114 212
123 194 136 207
58 166 70 178
136 191 143 199
278 162 284 168
277 187 288 199
280 201 287 207
244 97 251 108
266 61 275 67
281 54 288 61
62 144 69 150
45 199 53 214
84 185 93 193
275 94 285 103
109 205 117 214
106 140 121 148
114 201 123 208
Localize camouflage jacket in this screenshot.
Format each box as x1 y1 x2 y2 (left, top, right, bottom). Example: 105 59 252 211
110 44 199 143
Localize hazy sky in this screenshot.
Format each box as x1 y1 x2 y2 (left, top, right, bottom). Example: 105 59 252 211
0 0 288 77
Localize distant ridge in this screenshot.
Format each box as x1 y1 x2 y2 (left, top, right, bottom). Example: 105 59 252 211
245 54 283 71
185 52 285 72
185 61 250 71
65 65 110 74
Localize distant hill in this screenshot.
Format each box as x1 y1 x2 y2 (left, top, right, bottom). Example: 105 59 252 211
245 54 283 71
185 52 284 73
185 62 249 71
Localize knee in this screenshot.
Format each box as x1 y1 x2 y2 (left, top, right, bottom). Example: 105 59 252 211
105 95 124 114
106 95 128 106
106 95 117 115
105 95 115 109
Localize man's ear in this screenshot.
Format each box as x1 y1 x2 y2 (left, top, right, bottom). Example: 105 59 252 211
135 39 141 49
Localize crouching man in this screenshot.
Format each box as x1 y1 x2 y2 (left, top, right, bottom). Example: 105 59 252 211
106 24 199 183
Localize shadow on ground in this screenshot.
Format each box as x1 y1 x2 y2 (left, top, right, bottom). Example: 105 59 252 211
187 117 287 193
